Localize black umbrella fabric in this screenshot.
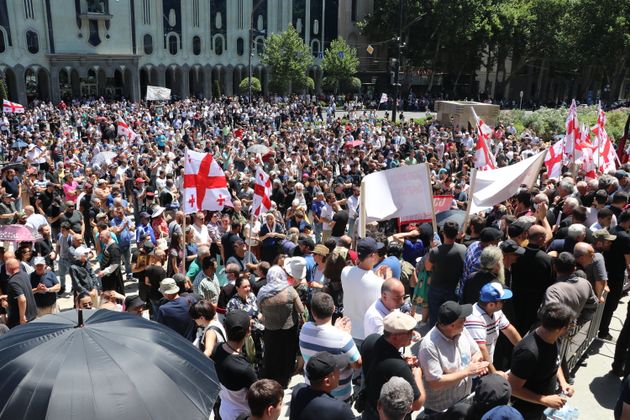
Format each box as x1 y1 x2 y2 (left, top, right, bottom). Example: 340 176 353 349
436 209 466 230
0 309 220 420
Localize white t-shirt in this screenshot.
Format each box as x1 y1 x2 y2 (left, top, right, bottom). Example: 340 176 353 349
320 203 334 231
341 266 383 340
191 223 210 245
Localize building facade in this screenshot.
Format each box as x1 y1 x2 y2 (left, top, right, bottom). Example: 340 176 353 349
0 0 372 105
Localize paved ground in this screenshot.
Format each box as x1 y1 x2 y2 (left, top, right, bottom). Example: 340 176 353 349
56 272 626 419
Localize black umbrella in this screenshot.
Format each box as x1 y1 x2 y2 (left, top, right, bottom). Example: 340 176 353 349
0 162 25 174
436 209 466 229
0 309 220 420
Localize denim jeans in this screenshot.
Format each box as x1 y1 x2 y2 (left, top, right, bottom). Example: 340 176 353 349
428 285 457 327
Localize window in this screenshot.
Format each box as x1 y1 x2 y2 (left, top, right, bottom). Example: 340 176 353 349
351 0 357 21
168 34 177 55
0 30 5 53
144 34 153 54
256 38 264 55
237 37 244 56
192 36 201 55
214 37 223 55
26 30 38 54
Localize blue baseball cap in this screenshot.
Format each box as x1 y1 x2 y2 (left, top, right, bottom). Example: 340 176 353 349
479 282 513 303
481 405 524 419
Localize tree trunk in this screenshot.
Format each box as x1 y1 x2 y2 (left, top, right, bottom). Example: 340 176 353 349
427 36 442 92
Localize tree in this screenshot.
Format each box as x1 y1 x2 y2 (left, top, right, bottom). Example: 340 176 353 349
0 77 7 101
239 77 262 94
213 79 221 99
322 37 360 93
261 25 313 94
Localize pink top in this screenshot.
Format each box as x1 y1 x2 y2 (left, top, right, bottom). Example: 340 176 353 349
63 180 79 203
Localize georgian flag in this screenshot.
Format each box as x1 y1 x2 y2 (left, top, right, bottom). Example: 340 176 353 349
472 108 496 170
380 93 388 104
563 99 579 164
252 166 272 217
117 118 137 140
545 140 564 179
2 100 25 114
182 149 233 214
591 103 618 174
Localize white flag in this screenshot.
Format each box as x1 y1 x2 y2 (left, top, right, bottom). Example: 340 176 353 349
146 85 171 101
2 100 25 114
469 150 547 214
182 149 233 214
117 118 137 140
359 164 433 237
379 93 388 104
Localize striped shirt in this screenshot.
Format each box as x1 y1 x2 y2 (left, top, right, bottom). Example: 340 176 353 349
464 303 510 360
299 321 361 401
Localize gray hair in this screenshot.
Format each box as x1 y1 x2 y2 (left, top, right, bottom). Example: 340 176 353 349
378 377 413 420
197 245 211 257
587 179 599 190
534 193 549 205
479 246 504 272
558 180 575 194
567 224 587 241
563 197 579 211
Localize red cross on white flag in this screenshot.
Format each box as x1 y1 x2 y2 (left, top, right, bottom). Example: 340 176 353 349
182 149 233 214
3 100 25 114
545 140 564 179
252 166 272 217
117 117 137 140
471 108 496 171
563 99 579 164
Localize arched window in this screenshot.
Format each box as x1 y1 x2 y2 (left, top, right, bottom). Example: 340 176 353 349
192 36 201 55
237 37 244 56
256 38 264 55
26 30 39 54
214 37 223 55
143 34 153 55
168 35 178 55
0 30 5 53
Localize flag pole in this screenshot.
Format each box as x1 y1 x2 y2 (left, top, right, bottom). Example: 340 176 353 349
425 163 438 234
246 212 255 265
461 168 478 236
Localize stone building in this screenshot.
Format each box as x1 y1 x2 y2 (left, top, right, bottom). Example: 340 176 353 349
0 0 374 104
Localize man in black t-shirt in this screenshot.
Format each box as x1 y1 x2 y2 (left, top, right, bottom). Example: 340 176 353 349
213 310 258 420
508 302 576 419
426 221 466 326
361 312 425 420
331 209 348 239
600 210 630 340
290 352 356 420
4 258 38 328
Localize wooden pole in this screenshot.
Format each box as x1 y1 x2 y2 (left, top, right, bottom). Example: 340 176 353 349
461 168 477 236
426 163 438 234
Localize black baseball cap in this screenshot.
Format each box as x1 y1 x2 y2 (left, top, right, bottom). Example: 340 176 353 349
224 310 251 335
124 295 146 311
508 220 531 237
438 301 472 325
305 352 348 381
357 237 385 258
299 237 315 250
480 227 502 243
499 239 526 255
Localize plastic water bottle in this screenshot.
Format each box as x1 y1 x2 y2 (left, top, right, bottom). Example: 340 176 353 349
432 231 442 246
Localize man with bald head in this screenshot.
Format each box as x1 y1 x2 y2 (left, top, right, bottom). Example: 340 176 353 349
3 258 37 327
364 278 407 336
510 224 554 335
574 240 607 301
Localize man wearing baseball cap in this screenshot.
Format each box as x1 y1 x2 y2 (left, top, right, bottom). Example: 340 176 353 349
418 301 488 413
214 309 258 420
289 352 356 420
464 283 522 377
340 237 385 346
362 311 426 419
30 256 60 316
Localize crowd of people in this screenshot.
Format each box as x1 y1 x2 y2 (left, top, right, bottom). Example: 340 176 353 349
0 95 629 419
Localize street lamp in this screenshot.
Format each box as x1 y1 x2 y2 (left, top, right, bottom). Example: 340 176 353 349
391 0 403 123
248 0 265 103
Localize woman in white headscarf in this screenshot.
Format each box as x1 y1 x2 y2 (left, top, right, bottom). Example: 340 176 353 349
257 264 305 388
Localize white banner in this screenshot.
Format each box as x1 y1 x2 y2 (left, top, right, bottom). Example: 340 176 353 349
146 85 171 101
359 163 433 237
469 150 547 214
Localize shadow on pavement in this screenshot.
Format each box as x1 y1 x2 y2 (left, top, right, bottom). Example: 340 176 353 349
589 373 622 410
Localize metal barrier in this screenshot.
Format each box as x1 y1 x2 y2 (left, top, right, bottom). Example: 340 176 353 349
560 292 607 374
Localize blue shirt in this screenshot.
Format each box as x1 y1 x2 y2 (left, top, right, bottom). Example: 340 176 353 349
110 216 132 249
136 223 156 245
403 239 425 265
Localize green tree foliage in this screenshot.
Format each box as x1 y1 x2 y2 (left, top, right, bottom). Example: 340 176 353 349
322 37 360 93
213 79 221 99
0 77 7 101
261 25 313 94
239 77 262 94
359 0 630 99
